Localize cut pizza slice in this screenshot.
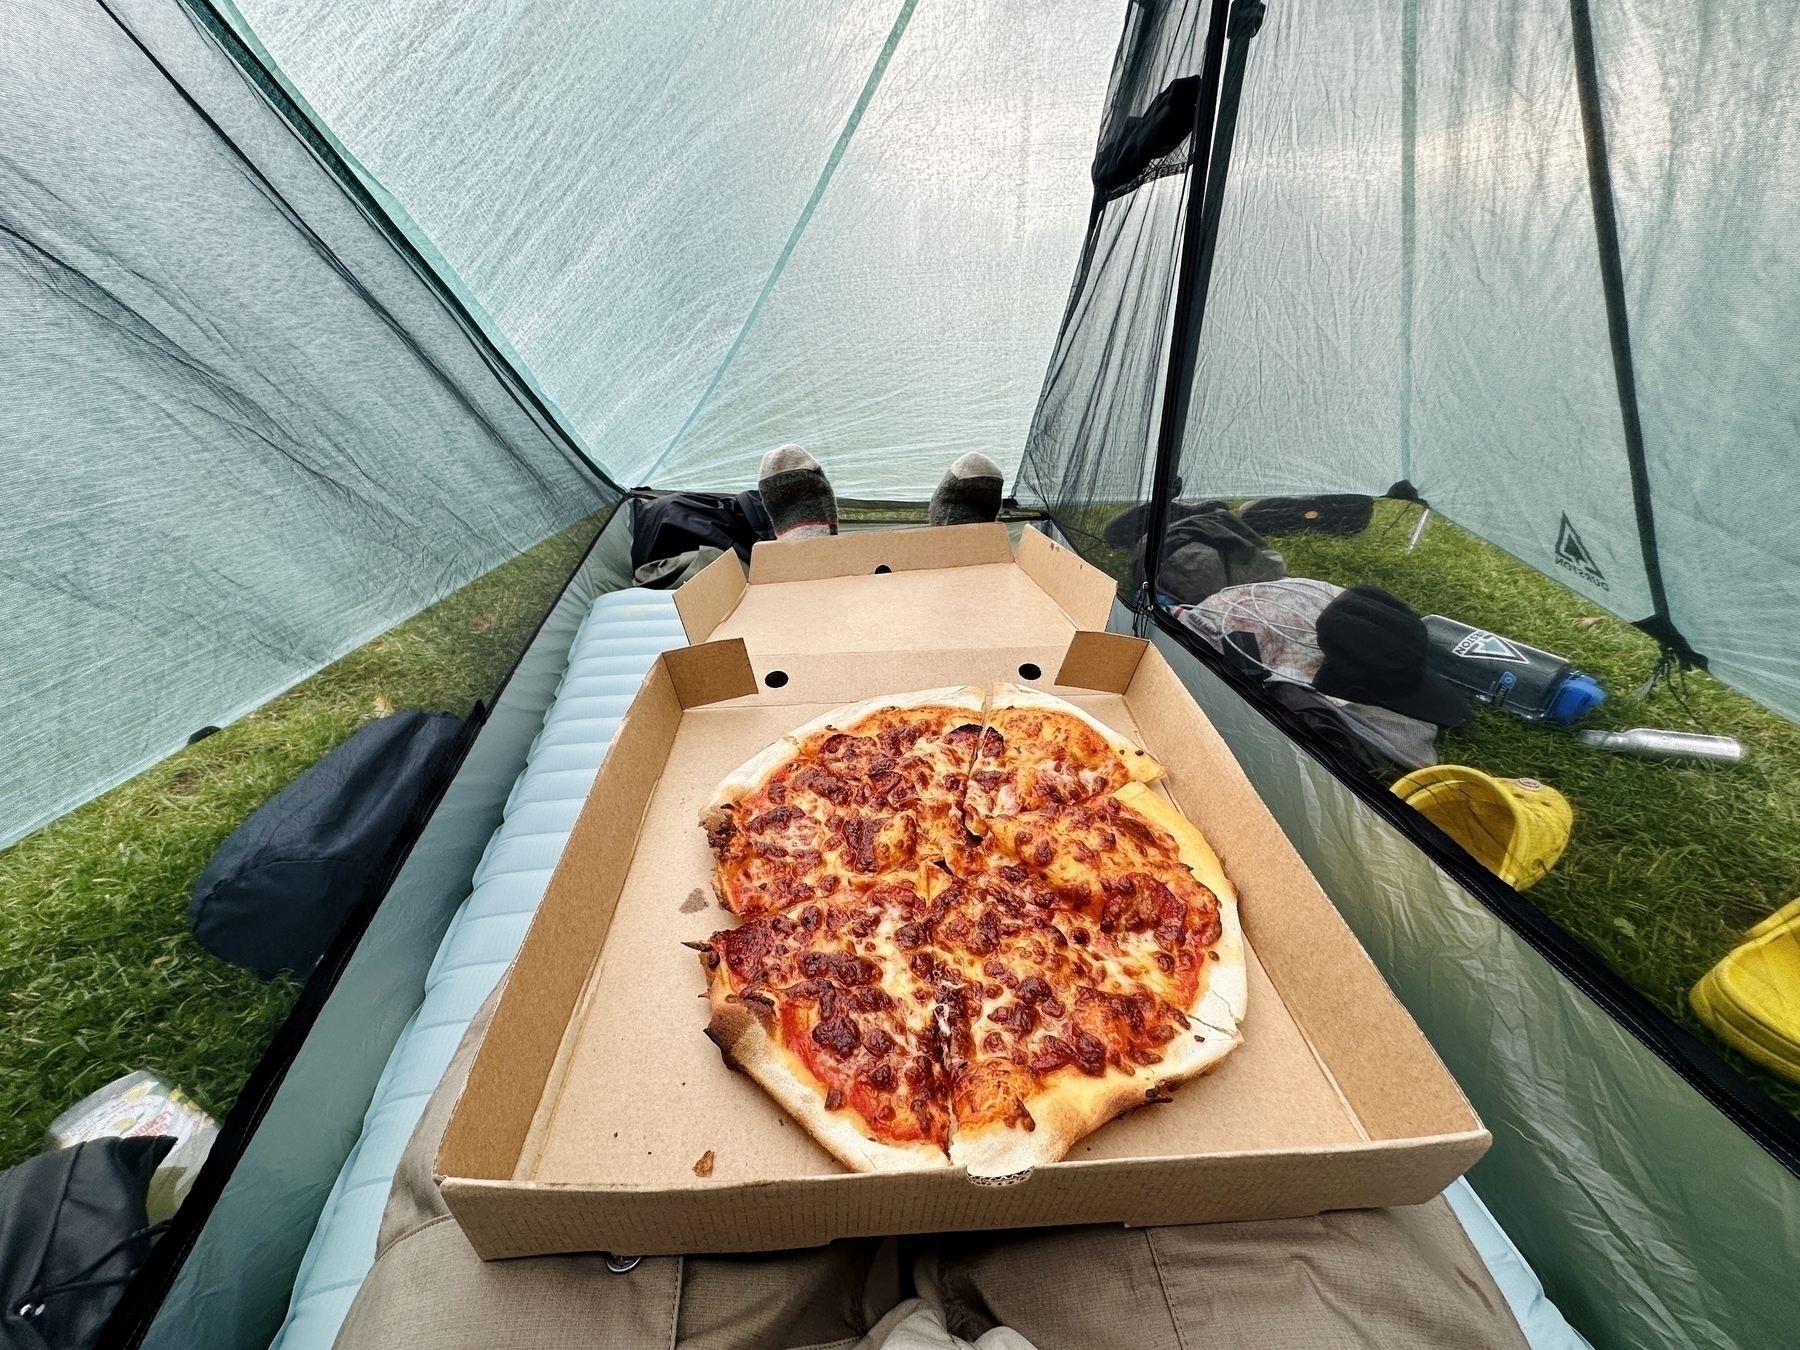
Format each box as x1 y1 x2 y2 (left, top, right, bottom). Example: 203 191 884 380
703 687 988 916
962 683 1164 827
695 870 956 1171
983 783 1246 1039
919 858 1238 1179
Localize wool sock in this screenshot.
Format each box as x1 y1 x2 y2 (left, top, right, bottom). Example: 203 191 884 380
927 452 1004 526
758 444 837 540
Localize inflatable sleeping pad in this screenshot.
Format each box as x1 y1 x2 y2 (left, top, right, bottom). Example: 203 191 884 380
269 589 687 1349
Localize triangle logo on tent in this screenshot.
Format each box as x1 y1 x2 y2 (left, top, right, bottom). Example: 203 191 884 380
1554 513 1610 591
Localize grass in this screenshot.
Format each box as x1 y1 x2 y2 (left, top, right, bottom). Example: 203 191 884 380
1073 498 1800 1118
0 509 609 1170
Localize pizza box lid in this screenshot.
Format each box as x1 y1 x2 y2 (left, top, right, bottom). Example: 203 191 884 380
435 528 1488 1258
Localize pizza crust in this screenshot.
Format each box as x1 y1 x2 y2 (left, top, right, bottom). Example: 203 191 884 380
986 682 1166 784
701 965 949 1173
1113 783 1247 1029
951 1025 1244 1180
702 735 810 824
780 685 988 751
1147 1019 1244 1081
951 1070 1154 1178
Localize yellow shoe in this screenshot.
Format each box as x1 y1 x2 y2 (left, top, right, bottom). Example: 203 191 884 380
1391 765 1573 891
1690 898 1800 1085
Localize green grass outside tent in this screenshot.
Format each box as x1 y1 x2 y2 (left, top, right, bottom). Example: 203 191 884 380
0 511 606 1170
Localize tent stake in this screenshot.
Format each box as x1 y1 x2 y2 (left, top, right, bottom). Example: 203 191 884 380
1407 507 1431 553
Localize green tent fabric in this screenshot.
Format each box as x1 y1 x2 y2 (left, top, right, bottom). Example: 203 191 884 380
217 0 1120 499
1025 0 1800 723
0 0 612 849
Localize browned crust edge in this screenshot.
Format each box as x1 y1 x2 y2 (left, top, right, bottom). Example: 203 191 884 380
699 955 949 1173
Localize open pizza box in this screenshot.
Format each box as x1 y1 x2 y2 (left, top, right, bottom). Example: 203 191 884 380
436 523 1489 1259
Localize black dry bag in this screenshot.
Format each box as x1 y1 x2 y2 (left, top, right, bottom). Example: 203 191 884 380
189 711 464 978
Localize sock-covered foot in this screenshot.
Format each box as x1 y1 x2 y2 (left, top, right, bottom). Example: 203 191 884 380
759 444 837 540
927 452 1004 526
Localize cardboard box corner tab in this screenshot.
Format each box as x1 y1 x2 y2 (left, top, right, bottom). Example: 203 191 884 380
1055 630 1149 694
675 549 748 644
661 639 758 708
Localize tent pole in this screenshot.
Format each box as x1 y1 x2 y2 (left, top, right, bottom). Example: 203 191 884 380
1398 0 1418 486
1568 0 1704 669
1142 0 1266 607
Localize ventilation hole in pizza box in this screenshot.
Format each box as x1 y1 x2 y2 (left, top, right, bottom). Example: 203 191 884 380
968 1168 1034 1188
1017 663 1042 681
763 670 789 689
873 564 892 574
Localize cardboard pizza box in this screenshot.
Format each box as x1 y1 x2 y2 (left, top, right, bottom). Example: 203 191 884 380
436 524 1488 1259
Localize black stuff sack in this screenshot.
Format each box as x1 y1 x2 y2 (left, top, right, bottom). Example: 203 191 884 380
630 491 773 571
189 711 465 978
0 1135 174 1350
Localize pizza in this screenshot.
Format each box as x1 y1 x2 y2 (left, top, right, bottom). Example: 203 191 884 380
693 684 1245 1178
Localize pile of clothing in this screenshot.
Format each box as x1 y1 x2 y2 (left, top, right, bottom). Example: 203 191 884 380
1173 579 1469 776
1102 493 1375 606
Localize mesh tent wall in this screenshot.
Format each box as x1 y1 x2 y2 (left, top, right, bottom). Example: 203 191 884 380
1025 0 1800 723
0 0 617 851
1021 1 1800 1348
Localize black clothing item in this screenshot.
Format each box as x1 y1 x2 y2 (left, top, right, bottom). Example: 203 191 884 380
1162 507 1278 571
1262 682 1416 778
630 491 773 570
1313 587 1471 727
1238 494 1374 537
0 1136 174 1350
190 710 465 978
1099 497 1228 549
1092 75 1202 198
1129 504 1285 604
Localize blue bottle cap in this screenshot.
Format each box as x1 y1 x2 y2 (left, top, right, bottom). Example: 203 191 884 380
1548 672 1606 724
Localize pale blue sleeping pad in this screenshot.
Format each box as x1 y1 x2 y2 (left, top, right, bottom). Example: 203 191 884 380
268 589 687 1350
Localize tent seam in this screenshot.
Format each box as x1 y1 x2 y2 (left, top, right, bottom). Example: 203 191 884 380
642 0 921 483
1567 0 1699 668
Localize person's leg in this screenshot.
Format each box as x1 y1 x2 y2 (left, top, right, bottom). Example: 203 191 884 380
337 987 880 1350
933 1202 1532 1350
760 444 838 540
927 453 1004 527
676 1240 888 1350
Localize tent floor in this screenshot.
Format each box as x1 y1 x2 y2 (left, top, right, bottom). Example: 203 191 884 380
0 510 609 1171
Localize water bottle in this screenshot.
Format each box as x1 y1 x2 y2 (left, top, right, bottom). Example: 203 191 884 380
1577 728 1744 764
1422 616 1607 724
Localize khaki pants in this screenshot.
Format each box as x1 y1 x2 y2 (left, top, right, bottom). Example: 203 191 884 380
336 995 1527 1350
